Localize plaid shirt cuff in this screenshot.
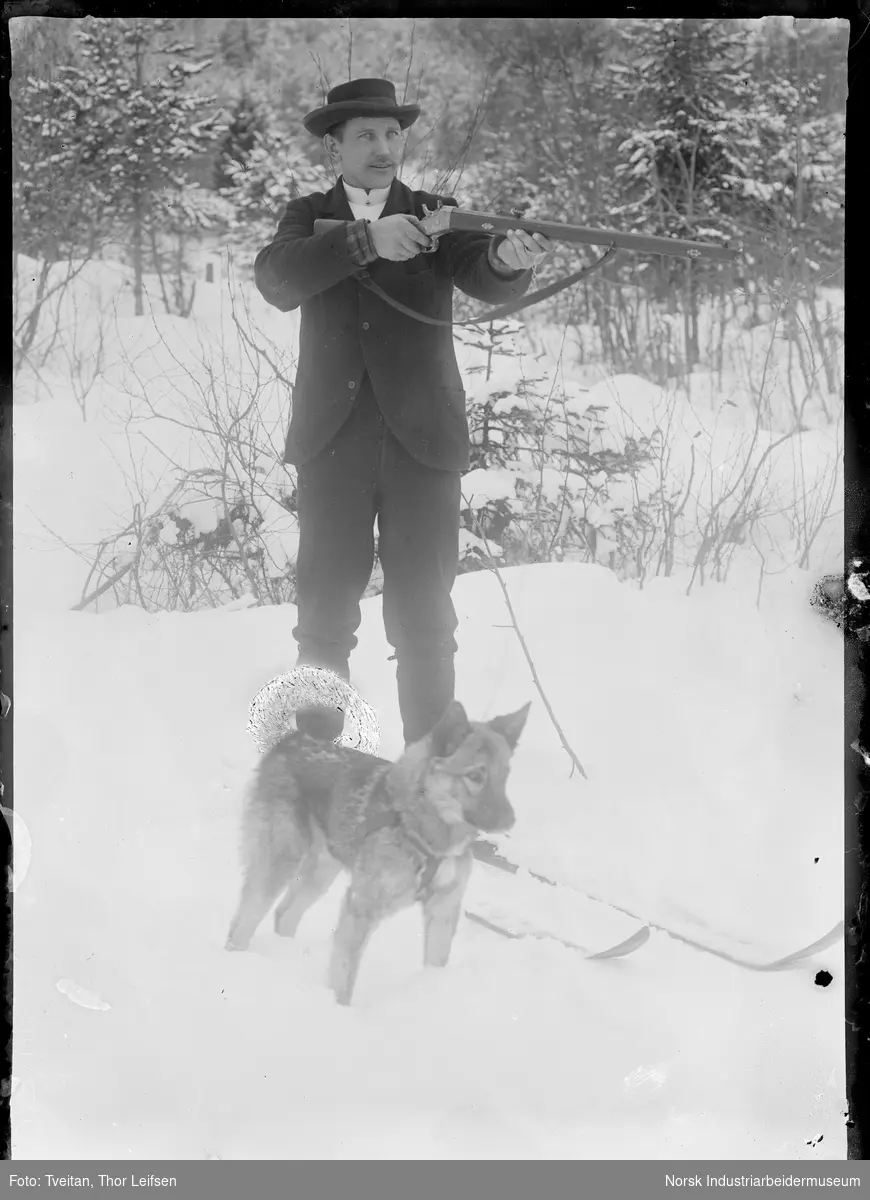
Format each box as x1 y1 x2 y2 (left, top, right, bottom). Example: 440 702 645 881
346 220 379 266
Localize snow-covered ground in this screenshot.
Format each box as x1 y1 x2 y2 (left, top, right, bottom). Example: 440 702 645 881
11 255 845 1159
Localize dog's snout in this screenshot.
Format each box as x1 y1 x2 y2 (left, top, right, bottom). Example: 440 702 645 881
477 800 515 833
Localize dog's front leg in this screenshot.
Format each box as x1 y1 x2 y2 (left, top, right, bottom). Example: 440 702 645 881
422 849 474 969
329 892 378 1007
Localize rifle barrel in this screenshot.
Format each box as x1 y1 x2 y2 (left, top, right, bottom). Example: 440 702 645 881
448 209 738 263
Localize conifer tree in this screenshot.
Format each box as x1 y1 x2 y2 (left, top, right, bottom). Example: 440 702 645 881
611 18 754 363
14 17 225 314
12 22 108 261
219 125 327 258
213 93 268 192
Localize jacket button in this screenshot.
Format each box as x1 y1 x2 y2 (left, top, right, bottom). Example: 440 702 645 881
348 381 356 389
362 322 370 331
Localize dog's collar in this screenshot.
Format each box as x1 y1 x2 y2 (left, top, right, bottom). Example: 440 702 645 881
363 810 443 895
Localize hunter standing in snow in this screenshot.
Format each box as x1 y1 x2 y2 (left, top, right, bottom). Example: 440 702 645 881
254 78 551 745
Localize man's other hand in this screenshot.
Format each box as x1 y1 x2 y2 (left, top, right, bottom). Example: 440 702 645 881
369 214 434 262
496 229 552 271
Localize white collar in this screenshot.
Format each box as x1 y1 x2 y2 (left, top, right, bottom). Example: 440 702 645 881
342 179 392 208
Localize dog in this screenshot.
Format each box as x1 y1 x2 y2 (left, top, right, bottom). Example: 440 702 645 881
226 699 530 1005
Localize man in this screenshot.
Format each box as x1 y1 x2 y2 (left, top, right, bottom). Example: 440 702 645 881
255 77 550 746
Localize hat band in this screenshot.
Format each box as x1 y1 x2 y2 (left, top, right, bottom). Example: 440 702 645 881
333 96 400 109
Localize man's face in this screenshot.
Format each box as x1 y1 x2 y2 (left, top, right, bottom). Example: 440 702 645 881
328 116 404 189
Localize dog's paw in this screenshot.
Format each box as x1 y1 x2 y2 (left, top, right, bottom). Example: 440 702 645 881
423 956 450 970
224 937 248 953
328 969 355 1006
273 911 297 938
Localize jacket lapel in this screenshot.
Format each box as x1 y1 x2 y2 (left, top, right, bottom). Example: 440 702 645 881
320 177 355 220
380 178 414 219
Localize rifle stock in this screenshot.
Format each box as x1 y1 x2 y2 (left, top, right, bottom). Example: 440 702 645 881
313 209 737 263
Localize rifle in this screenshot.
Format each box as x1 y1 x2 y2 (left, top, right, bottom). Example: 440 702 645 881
314 204 737 263
310 205 738 327
412 205 738 262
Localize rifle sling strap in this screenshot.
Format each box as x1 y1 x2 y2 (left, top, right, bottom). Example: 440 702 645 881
354 244 618 329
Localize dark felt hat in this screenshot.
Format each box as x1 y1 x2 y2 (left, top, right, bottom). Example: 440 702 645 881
303 78 421 139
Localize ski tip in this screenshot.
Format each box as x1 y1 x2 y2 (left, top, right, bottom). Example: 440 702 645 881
760 922 844 972
586 924 651 960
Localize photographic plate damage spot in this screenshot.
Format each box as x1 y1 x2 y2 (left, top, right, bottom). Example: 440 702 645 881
248 665 380 756
2 806 32 892
850 741 870 768
623 1064 668 1094
56 978 112 1011
810 575 846 629
816 566 870 640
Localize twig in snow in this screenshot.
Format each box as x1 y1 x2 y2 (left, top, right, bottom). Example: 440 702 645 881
467 505 588 781
72 563 133 612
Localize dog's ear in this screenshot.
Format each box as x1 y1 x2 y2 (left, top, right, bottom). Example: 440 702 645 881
429 700 472 759
488 701 531 751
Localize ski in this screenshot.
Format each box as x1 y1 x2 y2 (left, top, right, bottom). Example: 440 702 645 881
678 921 843 974
465 847 651 962
465 907 651 960
471 840 843 973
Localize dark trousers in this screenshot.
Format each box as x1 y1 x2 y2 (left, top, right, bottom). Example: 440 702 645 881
293 376 461 745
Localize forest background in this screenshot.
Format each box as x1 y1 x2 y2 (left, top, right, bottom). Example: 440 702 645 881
10 15 847 606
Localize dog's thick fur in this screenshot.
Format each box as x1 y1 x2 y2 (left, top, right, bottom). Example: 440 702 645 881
226 699 530 1005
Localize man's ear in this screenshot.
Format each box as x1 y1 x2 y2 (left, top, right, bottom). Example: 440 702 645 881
488 702 531 751
429 700 472 759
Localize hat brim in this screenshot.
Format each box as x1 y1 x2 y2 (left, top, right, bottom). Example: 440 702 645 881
303 100 421 139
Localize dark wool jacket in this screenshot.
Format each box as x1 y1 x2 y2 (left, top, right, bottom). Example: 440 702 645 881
254 177 533 471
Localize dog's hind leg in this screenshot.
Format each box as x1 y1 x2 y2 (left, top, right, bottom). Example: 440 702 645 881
422 850 474 968
226 862 291 952
328 892 379 1006
274 846 342 938
225 805 308 952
